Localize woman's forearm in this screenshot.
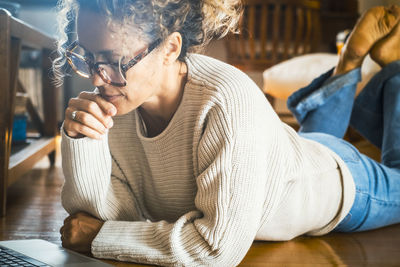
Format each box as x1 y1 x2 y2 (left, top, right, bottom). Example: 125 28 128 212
61 129 142 221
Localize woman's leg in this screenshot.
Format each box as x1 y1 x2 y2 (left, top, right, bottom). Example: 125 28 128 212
300 130 400 232
288 7 400 232
350 61 400 167
287 68 359 138
352 20 400 168
288 5 400 138
334 65 400 232
293 63 400 232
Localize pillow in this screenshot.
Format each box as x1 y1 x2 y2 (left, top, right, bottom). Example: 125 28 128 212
263 53 381 99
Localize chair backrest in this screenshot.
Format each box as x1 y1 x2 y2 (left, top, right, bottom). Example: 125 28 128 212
225 0 321 71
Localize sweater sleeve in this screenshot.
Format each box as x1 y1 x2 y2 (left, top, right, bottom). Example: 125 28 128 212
61 128 144 221
90 101 281 266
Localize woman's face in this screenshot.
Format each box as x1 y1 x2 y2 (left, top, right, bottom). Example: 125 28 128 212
76 9 164 115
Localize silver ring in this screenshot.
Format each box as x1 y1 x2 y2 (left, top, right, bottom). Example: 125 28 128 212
71 110 78 121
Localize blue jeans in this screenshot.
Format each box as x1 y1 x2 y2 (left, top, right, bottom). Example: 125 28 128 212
287 61 400 232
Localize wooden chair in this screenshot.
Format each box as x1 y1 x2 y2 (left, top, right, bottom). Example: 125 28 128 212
225 0 321 72
224 0 321 126
0 9 60 216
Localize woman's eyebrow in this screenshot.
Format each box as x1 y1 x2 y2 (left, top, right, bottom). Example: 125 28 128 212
87 50 121 63
78 42 117 59
95 50 122 60
96 49 114 56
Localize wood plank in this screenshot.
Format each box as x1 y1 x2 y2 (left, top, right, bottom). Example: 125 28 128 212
0 8 59 217
245 0 320 9
283 5 293 59
7 38 22 176
8 137 56 186
42 49 60 138
238 10 246 61
8 10 55 50
1 154 67 245
304 8 313 53
311 9 321 52
259 5 268 59
0 8 11 217
226 35 238 62
42 48 60 166
248 5 256 59
271 4 281 62
294 6 304 55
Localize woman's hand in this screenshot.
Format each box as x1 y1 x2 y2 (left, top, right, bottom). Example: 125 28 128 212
334 5 400 75
64 91 117 139
60 212 104 253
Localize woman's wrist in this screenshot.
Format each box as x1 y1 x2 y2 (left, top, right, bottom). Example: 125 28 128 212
63 126 85 139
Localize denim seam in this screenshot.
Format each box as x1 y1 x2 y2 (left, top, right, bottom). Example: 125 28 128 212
295 83 357 117
353 102 383 116
355 189 400 206
336 139 360 163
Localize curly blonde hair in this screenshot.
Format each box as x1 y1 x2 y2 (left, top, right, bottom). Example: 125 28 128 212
53 0 242 85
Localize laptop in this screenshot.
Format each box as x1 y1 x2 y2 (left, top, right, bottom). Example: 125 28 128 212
0 239 113 266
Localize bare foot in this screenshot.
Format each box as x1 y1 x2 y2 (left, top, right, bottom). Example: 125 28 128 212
370 21 400 67
335 5 400 74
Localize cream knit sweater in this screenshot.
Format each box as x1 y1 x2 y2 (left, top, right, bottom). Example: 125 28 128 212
61 54 355 266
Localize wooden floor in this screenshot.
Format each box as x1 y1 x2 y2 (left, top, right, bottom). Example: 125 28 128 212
1 135 400 266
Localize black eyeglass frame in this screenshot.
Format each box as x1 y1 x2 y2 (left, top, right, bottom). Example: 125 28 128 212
65 39 161 87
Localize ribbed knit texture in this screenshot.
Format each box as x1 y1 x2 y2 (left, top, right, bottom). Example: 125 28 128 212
61 54 355 266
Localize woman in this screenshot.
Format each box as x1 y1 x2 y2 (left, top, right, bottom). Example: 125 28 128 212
57 0 400 266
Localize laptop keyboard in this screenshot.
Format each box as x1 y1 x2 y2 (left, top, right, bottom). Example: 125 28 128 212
0 246 50 266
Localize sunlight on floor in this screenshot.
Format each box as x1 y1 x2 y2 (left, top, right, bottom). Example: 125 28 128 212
32 135 62 169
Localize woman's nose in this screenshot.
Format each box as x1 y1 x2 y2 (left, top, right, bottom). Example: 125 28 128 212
91 72 107 87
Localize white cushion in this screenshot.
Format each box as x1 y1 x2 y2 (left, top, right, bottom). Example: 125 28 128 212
263 53 381 99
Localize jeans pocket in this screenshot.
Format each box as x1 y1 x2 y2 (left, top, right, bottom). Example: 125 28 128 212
335 139 361 163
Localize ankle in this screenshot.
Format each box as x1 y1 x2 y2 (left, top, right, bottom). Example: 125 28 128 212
334 49 364 75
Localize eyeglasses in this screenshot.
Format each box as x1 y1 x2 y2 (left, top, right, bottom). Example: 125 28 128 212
65 39 160 87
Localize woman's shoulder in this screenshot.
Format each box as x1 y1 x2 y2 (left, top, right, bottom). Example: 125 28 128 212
185 54 264 105
186 54 257 89
184 54 272 132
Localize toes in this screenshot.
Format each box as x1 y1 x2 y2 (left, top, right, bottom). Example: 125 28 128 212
370 19 400 67
382 6 400 32
359 5 400 46
381 18 400 40
341 5 400 67
387 5 400 17
391 20 400 34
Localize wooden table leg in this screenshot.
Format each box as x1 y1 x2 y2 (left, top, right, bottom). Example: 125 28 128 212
0 9 60 216
42 48 59 166
0 10 22 217
7 37 22 175
0 10 11 217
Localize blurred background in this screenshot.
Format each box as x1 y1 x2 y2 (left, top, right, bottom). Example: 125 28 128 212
1 0 399 126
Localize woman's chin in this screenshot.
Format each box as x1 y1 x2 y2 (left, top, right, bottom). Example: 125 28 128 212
113 105 136 116
104 97 131 116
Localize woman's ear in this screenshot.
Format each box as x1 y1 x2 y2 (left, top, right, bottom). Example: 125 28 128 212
162 32 183 65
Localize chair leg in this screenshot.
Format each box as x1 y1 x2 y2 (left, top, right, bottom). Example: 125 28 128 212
48 151 56 166
265 93 276 107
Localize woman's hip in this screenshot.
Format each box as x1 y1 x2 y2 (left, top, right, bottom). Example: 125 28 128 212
300 132 400 232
